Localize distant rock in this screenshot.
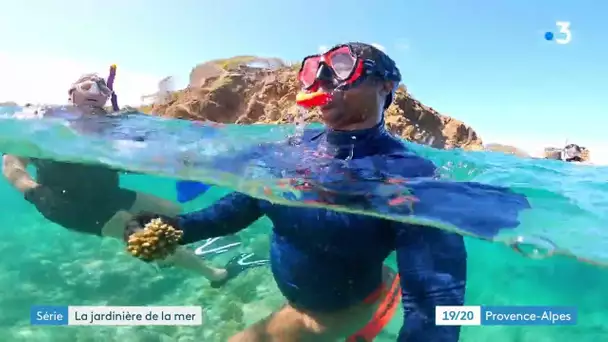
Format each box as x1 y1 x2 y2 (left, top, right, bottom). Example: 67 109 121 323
544 145 590 162
0 101 18 107
485 143 530 157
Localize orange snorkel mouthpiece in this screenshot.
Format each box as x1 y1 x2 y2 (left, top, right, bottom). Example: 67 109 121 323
296 90 332 108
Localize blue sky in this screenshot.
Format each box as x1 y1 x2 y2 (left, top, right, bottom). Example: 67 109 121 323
0 0 606 150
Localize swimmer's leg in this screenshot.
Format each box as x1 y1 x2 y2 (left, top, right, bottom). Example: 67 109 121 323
100 191 229 283
227 303 370 342
228 267 399 342
166 247 229 282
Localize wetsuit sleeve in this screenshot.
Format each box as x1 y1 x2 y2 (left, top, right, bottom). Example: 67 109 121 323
175 192 263 244
393 223 466 342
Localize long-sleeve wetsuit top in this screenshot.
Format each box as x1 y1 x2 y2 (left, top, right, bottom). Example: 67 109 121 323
174 123 531 342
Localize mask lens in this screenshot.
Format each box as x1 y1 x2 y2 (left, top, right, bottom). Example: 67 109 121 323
328 47 356 80
79 82 93 91
74 79 112 97
299 56 321 88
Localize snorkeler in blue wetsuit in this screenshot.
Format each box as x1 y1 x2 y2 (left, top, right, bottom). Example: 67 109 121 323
125 43 530 341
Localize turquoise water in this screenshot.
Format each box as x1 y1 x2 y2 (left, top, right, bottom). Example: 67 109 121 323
1 106 608 341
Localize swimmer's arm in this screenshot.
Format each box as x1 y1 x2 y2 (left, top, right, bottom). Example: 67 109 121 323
393 223 467 342
387 153 466 341
1 155 38 193
175 192 263 244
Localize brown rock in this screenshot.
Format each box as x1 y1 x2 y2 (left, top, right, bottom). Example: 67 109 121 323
543 147 561 160
147 57 483 150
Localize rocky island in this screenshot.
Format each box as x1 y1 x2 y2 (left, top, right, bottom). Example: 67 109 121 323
142 56 483 150
139 56 589 161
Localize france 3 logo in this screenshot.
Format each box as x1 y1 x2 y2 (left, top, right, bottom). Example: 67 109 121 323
544 21 572 45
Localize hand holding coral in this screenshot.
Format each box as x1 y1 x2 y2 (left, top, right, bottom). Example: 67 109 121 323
125 213 183 262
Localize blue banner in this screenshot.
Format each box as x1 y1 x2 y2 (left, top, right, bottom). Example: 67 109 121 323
481 306 577 326
30 306 69 325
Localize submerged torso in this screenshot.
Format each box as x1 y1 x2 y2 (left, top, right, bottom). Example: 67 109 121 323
267 203 394 311
27 108 141 234
256 125 430 311
30 159 136 234
33 159 121 199
33 107 136 199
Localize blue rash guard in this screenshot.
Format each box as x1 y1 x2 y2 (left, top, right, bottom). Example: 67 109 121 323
173 123 530 341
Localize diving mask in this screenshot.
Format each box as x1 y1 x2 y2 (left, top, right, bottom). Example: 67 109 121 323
295 44 400 108
69 75 113 98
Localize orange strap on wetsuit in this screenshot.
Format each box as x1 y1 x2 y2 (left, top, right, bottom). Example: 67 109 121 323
346 273 402 342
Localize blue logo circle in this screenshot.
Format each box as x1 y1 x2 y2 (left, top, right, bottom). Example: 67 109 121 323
544 32 554 41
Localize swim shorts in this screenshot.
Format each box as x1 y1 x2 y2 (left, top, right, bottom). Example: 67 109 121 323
28 187 137 236
346 269 401 341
